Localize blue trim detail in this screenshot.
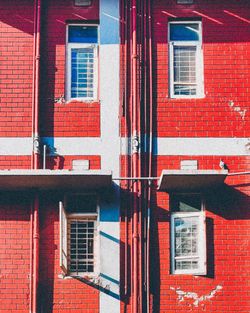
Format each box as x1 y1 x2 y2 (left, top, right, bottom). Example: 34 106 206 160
100 231 120 244
100 0 119 45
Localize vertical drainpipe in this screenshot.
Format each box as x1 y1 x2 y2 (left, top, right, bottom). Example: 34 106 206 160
131 0 140 312
146 1 153 311
31 0 41 312
32 0 41 170
32 193 40 313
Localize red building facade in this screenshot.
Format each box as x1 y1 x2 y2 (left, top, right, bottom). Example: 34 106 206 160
0 0 249 312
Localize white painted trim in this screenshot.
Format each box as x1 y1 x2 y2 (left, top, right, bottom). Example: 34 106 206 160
120 137 250 156
42 137 102 155
99 43 120 312
155 137 250 156
0 138 33 155
66 24 99 102
0 137 249 157
171 209 206 275
168 21 204 99
99 0 120 310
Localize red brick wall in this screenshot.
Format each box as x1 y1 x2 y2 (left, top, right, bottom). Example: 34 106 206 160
39 195 99 312
120 154 250 312
46 155 101 170
0 1 101 311
0 0 33 137
153 0 250 137
40 0 100 137
120 1 250 312
0 0 100 138
0 156 31 169
0 193 31 312
153 175 250 312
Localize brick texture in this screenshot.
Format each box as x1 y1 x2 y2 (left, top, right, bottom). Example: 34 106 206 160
39 195 99 313
0 0 33 137
153 0 250 138
0 193 31 312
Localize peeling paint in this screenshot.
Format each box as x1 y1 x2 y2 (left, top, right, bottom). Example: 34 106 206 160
170 285 223 307
245 139 250 153
229 100 247 120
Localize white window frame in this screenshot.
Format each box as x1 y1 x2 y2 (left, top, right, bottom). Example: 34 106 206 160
168 20 204 99
170 194 206 275
66 24 99 102
60 193 100 277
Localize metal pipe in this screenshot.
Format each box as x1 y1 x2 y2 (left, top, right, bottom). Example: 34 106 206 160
31 1 42 312
147 1 153 311
32 193 40 313
131 1 140 312
113 177 159 180
33 0 41 170
123 0 130 299
43 145 47 170
29 201 34 313
227 171 250 176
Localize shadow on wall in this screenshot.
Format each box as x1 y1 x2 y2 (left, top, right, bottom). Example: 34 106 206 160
143 183 249 313
38 188 121 313
205 184 250 220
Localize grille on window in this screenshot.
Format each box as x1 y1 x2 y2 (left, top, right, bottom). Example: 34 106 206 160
177 0 194 4
173 46 197 95
74 0 92 6
174 216 199 270
71 47 95 99
68 218 96 274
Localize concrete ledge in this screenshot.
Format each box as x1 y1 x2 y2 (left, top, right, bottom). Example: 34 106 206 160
158 170 228 191
0 169 112 190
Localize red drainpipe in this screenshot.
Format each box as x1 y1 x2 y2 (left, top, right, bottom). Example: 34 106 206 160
30 0 41 312
146 0 153 311
32 0 41 170
32 193 40 313
131 0 141 312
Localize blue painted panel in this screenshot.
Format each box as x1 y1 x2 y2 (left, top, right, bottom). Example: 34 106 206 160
100 0 119 45
99 183 119 222
69 25 98 43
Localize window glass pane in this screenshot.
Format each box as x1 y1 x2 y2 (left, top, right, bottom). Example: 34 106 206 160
174 216 199 257
176 260 198 270
69 26 98 43
174 84 196 95
67 194 97 214
69 219 96 273
174 46 196 83
170 23 200 41
171 194 201 212
71 47 95 99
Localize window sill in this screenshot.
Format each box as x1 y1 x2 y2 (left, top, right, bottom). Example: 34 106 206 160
169 94 205 99
58 272 99 280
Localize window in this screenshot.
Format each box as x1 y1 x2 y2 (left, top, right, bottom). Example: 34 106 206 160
170 194 206 275
60 194 99 276
168 21 204 98
66 25 98 101
74 0 92 6
177 0 194 4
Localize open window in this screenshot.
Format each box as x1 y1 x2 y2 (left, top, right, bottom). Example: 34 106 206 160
168 20 204 98
66 25 98 101
60 194 99 276
170 193 206 275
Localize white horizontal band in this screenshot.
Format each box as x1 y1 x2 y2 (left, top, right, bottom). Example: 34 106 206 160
0 137 249 156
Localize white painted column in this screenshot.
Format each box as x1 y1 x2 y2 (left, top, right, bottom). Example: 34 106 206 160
99 0 120 312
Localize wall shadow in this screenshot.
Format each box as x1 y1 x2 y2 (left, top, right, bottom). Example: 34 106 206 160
206 217 214 278
205 184 250 220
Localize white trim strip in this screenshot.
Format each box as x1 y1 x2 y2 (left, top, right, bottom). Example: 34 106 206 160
0 138 33 155
42 137 102 156
0 137 249 157
155 137 250 156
